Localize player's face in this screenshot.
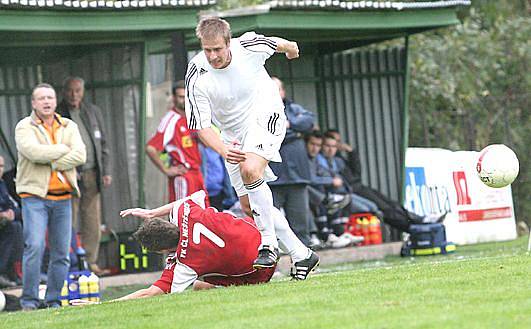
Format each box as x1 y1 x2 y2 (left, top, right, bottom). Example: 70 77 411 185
173 87 185 111
322 137 338 158
306 136 322 158
32 87 57 120
201 36 231 69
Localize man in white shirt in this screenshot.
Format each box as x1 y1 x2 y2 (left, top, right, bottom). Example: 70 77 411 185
185 17 318 279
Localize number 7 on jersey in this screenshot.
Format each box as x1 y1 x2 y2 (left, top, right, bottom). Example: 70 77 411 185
192 223 226 248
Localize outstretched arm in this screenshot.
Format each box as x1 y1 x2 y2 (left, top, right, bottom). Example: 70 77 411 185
120 201 176 219
114 285 165 301
71 285 164 306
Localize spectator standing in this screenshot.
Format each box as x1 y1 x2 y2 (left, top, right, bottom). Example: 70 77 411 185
268 77 316 247
146 81 207 203
15 83 86 310
57 76 112 276
0 155 23 287
185 17 318 275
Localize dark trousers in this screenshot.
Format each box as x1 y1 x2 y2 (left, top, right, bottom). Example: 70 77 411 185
351 183 421 232
271 184 311 246
0 220 23 276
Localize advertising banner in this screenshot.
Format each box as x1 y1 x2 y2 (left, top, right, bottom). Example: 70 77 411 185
404 148 517 245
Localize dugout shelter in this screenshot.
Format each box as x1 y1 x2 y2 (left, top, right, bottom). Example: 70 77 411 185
0 0 469 269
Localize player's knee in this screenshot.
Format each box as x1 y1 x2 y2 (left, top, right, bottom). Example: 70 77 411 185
239 164 261 183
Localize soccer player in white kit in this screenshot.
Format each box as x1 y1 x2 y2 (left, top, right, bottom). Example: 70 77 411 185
185 17 318 279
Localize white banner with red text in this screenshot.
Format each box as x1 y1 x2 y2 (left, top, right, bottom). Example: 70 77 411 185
404 147 517 245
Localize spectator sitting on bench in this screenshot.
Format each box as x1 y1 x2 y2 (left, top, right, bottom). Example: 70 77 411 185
325 129 445 233
305 131 363 249
317 133 381 234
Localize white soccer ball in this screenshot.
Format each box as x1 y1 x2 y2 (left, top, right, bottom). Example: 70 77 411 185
0 291 5 312
476 144 519 188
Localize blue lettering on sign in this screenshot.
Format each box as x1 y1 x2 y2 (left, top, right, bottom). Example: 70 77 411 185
404 167 451 216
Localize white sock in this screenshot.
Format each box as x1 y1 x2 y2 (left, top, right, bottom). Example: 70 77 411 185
245 179 278 249
271 207 310 263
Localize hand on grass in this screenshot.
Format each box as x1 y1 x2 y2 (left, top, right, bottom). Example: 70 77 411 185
69 299 101 307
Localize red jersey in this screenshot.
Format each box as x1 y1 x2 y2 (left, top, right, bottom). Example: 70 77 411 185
153 192 274 293
147 109 201 170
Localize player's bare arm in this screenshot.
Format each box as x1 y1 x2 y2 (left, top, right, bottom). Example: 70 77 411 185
120 201 175 219
114 285 165 301
269 37 299 59
193 281 216 291
197 127 246 164
71 285 165 306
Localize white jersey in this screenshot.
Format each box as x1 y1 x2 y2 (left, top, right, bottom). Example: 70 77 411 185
185 32 285 143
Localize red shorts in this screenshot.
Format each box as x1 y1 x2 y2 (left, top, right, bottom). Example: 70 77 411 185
203 267 276 287
168 169 208 205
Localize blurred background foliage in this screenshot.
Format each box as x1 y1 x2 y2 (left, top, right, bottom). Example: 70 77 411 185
409 0 529 225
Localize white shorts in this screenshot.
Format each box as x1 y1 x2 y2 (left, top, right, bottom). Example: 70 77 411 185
225 111 287 197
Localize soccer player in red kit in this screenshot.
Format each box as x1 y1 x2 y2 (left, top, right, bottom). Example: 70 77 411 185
71 191 317 305
146 80 207 202
147 190 275 293
101 191 275 302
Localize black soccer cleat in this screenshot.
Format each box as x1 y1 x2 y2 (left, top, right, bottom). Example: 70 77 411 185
253 246 279 270
291 251 320 280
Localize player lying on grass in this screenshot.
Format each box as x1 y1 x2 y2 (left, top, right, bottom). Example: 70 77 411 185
122 190 318 281
73 190 317 305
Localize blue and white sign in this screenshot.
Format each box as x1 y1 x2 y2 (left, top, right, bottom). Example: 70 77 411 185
404 148 516 245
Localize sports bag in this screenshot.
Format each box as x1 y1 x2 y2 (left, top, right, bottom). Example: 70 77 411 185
401 223 456 256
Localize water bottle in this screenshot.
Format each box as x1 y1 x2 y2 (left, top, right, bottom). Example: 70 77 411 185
60 280 69 306
78 274 89 301
76 247 89 271
87 273 100 302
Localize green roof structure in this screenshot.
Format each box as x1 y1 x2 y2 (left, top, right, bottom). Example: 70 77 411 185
0 0 470 245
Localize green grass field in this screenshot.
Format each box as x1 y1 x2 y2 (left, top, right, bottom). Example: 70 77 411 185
2 237 530 329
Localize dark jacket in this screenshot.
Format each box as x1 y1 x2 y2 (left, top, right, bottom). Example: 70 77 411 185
269 99 315 186
0 179 21 222
308 154 334 192
337 149 362 186
57 100 111 191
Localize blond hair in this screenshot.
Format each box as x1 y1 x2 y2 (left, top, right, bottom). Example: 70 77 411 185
196 17 231 45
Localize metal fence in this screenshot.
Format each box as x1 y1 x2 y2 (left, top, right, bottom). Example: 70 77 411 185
268 46 407 240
